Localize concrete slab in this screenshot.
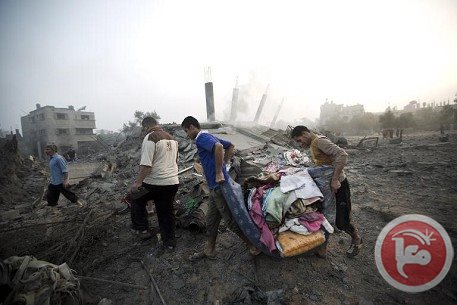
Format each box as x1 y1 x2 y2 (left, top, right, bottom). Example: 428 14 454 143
67 162 101 184
209 129 265 151
1 209 21 221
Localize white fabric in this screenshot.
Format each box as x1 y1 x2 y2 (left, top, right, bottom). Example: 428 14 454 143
279 218 311 235
280 174 307 193
140 133 179 185
247 188 256 210
322 217 334 233
281 170 324 211
283 149 310 166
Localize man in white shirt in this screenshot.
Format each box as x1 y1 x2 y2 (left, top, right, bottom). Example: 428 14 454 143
130 117 179 249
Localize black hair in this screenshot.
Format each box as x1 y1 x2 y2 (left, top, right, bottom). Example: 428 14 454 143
181 116 201 129
141 116 158 127
290 125 310 138
45 144 58 152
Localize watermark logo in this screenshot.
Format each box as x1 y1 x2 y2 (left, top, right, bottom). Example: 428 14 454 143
375 214 454 293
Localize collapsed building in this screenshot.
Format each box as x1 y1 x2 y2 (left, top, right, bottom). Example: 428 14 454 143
319 100 365 127
20 104 97 159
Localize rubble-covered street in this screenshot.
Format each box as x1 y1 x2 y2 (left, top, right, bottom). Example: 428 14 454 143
0 127 455 305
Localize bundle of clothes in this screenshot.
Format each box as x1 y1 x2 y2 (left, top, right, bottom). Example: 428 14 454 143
242 164 334 257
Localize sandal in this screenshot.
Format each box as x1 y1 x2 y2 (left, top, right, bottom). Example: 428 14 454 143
249 247 262 256
188 251 217 262
346 239 363 258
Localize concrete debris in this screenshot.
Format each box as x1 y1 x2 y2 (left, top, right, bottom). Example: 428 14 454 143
1 210 21 222
1 124 456 305
1 256 84 305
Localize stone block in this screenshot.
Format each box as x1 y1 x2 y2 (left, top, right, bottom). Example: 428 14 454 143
1 209 21 221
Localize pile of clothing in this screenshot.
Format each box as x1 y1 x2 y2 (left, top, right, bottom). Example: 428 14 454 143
243 167 334 257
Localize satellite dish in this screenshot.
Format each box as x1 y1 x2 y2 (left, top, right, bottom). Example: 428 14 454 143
77 106 87 111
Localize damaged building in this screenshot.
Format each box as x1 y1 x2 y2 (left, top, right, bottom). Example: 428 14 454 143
319 100 365 127
20 104 97 158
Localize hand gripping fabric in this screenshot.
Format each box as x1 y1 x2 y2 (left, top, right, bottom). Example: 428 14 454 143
220 177 282 259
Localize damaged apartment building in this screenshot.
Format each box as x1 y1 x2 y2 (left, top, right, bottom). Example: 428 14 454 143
20 104 97 158
319 100 365 127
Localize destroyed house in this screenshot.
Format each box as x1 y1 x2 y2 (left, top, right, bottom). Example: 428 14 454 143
20 104 96 158
320 101 365 126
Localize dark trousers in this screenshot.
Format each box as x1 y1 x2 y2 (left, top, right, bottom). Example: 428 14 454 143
335 178 357 236
130 183 179 247
47 183 78 206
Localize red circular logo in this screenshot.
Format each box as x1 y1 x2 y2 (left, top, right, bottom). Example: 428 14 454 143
375 214 454 292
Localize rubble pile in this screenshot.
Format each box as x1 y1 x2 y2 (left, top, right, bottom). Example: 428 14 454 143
0 136 25 200
2 126 455 305
0 136 44 211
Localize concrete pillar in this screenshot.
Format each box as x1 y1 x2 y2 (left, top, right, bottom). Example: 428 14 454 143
229 78 239 121
204 67 215 121
254 85 269 123
37 140 42 160
270 98 284 128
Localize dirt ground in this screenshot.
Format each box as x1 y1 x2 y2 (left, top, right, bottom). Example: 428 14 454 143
1 130 456 305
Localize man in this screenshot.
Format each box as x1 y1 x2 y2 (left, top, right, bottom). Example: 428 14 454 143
130 117 179 249
44 144 83 207
64 146 76 162
291 126 363 258
181 116 260 260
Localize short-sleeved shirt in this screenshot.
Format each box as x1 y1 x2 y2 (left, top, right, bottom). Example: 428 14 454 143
140 129 179 185
196 131 231 189
49 153 68 185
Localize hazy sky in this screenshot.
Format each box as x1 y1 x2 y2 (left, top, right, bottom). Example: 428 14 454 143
1 0 456 132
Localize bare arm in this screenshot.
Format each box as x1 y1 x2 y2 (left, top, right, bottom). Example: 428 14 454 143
131 165 152 191
224 144 235 164
132 138 154 191
63 172 69 188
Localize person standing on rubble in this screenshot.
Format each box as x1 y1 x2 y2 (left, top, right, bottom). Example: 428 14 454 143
44 144 84 207
64 146 76 162
181 116 260 260
291 126 363 258
129 116 180 249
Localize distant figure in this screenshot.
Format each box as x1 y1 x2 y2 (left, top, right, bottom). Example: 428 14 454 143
396 128 400 138
439 125 449 142
44 144 84 207
389 129 403 144
382 129 394 139
64 146 76 162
